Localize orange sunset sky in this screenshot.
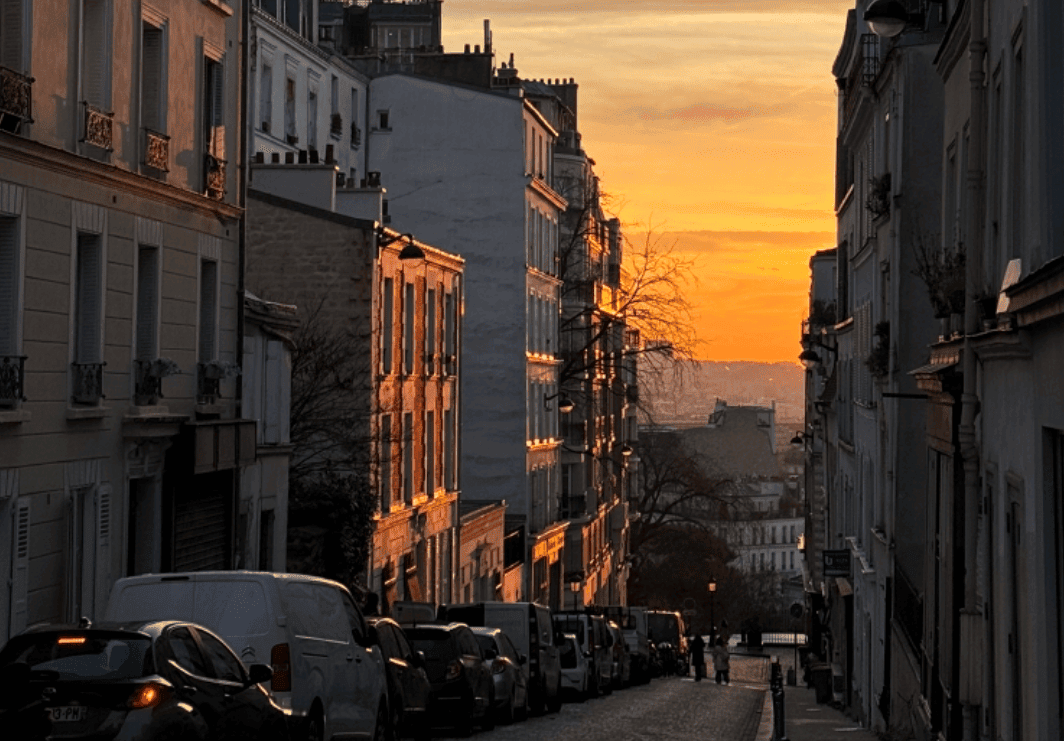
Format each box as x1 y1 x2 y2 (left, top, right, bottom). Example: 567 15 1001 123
441 0 854 363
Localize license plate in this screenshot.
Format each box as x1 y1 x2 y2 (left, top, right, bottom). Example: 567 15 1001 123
50 706 87 722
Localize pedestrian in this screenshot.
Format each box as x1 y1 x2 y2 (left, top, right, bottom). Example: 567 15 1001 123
711 637 730 685
690 632 706 681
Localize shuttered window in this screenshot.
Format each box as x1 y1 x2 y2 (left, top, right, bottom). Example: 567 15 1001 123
75 233 103 364
425 410 434 497
10 498 30 633
135 245 159 361
403 282 414 375
382 277 393 374
444 408 454 490
1 0 25 72
204 56 224 159
307 88 317 151
260 63 272 132
0 216 19 355
82 0 111 108
402 412 413 504
141 22 164 132
380 414 392 511
263 339 282 444
198 258 218 362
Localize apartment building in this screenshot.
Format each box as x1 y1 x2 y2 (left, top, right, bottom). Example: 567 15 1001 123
0 0 250 643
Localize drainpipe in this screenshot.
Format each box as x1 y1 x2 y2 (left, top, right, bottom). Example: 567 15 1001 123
959 0 986 736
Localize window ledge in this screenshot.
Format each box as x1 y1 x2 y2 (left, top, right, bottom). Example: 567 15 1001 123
67 405 110 420
202 0 233 18
0 408 31 424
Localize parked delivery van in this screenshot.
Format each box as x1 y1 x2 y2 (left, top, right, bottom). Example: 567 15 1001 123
107 571 389 741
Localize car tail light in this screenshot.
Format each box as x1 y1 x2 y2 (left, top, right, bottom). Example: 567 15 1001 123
271 643 291 692
444 659 462 681
492 659 506 675
129 682 170 709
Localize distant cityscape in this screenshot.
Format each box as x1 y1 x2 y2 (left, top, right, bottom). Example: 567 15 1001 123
640 361 805 427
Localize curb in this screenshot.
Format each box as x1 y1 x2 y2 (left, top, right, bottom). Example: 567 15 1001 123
755 690 774 741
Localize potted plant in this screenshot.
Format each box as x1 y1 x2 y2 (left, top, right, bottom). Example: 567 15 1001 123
866 172 891 220
912 239 966 319
202 359 242 380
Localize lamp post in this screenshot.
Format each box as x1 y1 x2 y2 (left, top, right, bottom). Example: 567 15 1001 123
708 579 717 639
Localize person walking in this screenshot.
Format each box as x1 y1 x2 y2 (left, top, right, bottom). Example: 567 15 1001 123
711 637 730 684
690 632 706 681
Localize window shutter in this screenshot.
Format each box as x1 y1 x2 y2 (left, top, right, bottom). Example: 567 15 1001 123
83 0 108 107
141 24 163 131
198 259 217 361
260 64 272 130
207 58 225 159
264 339 281 444
75 233 102 364
0 216 19 355
10 498 30 634
1 0 24 72
135 246 158 361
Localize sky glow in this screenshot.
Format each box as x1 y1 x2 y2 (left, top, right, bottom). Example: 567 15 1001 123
442 0 854 362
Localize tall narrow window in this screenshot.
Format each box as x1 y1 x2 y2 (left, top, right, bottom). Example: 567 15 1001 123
403 412 413 504
0 215 20 359
204 56 224 159
426 288 436 375
444 408 454 490
425 410 435 496
1 0 27 73
82 0 111 109
380 414 392 512
403 282 414 375
284 76 296 142
73 233 104 404
1010 48 1025 258
135 245 159 362
141 23 164 132
306 88 317 151
198 259 218 363
382 277 393 374
260 63 272 133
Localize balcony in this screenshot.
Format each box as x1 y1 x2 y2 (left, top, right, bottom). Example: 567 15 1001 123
82 103 114 150
143 129 170 171
133 358 179 406
204 154 226 200
842 34 880 127
0 355 27 407
71 362 105 405
0 66 34 133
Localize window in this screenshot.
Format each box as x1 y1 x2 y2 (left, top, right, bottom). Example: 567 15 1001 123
382 277 393 374
0 0 28 73
73 232 104 402
426 288 436 375
403 412 413 504
165 627 209 677
134 245 159 362
140 21 165 134
403 282 414 375
444 408 454 490
82 0 112 109
198 258 218 363
203 55 225 160
306 87 317 151
259 63 272 133
378 109 390 130
284 75 296 142
380 414 392 511
0 214 21 363
425 410 434 496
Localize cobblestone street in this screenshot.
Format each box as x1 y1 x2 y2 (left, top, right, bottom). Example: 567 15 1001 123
436 655 772 741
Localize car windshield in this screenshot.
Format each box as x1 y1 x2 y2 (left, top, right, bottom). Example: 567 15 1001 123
559 639 577 669
0 633 152 680
473 635 496 655
405 628 455 661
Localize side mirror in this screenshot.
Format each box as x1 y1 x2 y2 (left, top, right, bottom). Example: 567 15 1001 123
247 663 273 685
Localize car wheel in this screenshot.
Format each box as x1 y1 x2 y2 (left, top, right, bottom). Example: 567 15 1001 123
305 708 324 741
515 688 529 721
546 683 562 713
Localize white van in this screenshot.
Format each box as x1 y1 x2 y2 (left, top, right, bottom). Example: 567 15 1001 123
106 571 389 741
605 605 651 684
436 602 562 713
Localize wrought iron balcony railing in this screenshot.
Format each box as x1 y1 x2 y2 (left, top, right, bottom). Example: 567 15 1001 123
351 122 361 148
133 359 165 406
205 154 226 200
82 103 114 150
0 355 27 407
197 362 221 404
144 128 170 171
843 34 880 126
71 361 105 405
0 66 34 132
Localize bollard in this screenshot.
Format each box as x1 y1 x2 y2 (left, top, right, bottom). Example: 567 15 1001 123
770 658 788 741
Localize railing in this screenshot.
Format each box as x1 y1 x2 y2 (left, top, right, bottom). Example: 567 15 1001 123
204 154 226 200
330 112 343 136
0 355 27 407
0 66 34 131
350 122 361 147
82 103 114 150
133 359 163 406
71 362 105 404
144 129 170 171
843 34 880 125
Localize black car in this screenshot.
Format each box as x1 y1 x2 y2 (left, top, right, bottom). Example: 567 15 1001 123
368 617 431 740
0 620 291 741
403 623 494 736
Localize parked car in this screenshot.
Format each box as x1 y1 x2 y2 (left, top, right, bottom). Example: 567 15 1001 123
604 606 651 684
368 617 431 740
0 620 291 741
106 571 389 741
552 612 612 696
470 626 529 724
606 620 631 689
403 622 494 735
436 602 562 713
557 633 591 701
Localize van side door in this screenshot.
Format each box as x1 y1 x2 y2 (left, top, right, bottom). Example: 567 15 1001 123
342 589 383 729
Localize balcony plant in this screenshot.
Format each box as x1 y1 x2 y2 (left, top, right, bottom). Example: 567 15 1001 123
201 359 241 380
866 172 891 220
912 237 966 319
865 321 890 379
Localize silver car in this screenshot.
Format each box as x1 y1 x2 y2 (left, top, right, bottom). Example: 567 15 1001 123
470 626 529 724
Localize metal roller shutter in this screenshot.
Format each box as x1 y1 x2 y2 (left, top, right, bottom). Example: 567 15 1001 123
173 482 229 572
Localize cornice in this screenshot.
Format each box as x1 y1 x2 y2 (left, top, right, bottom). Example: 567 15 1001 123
528 177 568 211
0 134 242 220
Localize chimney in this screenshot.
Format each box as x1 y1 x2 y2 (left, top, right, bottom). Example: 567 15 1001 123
484 19 492 54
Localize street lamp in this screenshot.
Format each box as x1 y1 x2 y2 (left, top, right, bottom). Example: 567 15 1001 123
708 579 717 638
569 579 581 610
864 0 908 38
